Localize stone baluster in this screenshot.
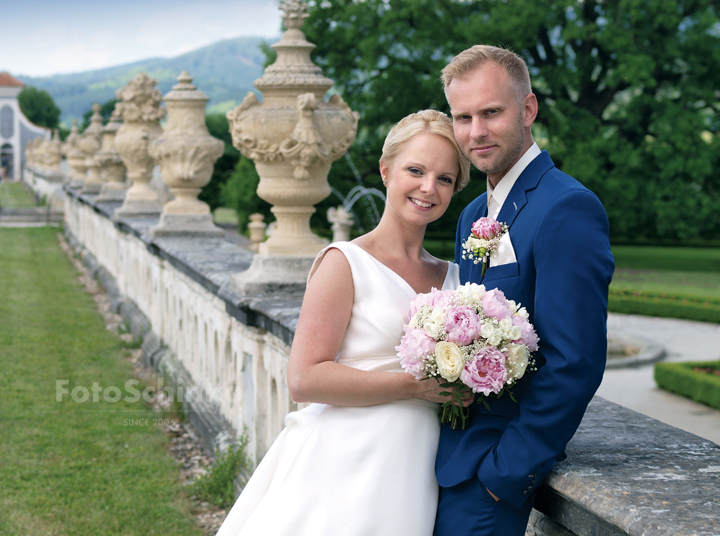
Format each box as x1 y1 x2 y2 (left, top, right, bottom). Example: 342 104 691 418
148 71 224 237
113 72 166 219
227 0 359 294
248 213 267 252
79 103 105 194
327 206 354 242
95 109 127 202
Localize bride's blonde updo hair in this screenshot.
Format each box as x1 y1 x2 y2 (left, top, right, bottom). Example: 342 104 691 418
379 110 470 193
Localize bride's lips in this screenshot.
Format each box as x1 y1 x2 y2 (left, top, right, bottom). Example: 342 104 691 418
409 197 435 209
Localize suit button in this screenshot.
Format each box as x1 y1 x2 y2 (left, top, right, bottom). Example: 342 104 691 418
522 490 528 495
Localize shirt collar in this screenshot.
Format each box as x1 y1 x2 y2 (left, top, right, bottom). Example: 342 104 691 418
487 142 541 208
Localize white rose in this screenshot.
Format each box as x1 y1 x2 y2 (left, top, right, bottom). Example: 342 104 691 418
509 325 522 340
423 307 446 339
457 282 486 303
481 322 495 339
505 344 530 380
515 307 529 321
507 300 518 313
487 332 502 347
498 318 513 335
434 341 464 382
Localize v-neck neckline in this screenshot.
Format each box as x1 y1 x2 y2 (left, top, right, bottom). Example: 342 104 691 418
345 242 451 296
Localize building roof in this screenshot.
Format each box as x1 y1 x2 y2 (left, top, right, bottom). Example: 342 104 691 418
0 72 25 88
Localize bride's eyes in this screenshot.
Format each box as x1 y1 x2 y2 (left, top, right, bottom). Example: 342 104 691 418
408 167 422 175
438 175 454 185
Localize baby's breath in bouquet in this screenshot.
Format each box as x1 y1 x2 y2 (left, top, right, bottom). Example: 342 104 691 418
396 283 539 429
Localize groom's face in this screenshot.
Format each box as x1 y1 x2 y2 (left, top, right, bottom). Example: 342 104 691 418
446 61 529 187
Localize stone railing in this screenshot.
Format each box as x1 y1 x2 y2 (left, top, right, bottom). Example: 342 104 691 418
64 188 299 464
62 186 720 536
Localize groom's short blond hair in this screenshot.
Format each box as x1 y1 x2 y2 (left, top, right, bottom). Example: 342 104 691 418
441 45 532 105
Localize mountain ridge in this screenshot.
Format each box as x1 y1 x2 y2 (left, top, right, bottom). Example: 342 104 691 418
17 36 276 124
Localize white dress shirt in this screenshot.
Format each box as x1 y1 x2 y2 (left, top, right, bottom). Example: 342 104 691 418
486 143 541 267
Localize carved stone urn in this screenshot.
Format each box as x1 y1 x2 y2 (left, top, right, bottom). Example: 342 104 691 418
79 103 106 194
95 109 127 203
149 71 224 237
113 72 166 219
226 0 359 294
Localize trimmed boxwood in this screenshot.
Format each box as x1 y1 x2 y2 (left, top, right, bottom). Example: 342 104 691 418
654 360 720 411
609 293 720 324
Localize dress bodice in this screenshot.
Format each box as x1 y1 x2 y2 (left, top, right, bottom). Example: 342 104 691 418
309 242 460 373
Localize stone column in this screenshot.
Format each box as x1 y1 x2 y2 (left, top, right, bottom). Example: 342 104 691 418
148 71 224 237
113 72 166 219
95 110 127 202
226 0 359 294
79 104 105 194
327 206 354 242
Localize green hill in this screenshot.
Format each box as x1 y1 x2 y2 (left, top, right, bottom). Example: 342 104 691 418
17 36 275 124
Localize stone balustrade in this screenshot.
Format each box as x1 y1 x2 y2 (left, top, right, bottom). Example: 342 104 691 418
61 185 720 536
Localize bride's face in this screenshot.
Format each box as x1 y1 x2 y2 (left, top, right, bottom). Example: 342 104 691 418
380 132 459 227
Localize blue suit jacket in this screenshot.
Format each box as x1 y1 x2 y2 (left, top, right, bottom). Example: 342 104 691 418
435 151 614 509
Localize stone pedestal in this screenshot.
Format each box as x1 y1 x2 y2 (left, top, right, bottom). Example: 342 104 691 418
230 254 316 296
248 213 267 252
113 73 166 219
149 71 224 237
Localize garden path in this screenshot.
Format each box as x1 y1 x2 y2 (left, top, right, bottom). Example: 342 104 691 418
597 313 720 445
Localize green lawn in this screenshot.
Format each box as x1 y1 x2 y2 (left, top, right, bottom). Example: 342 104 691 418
0 228 201 536
611 245 720 273
0 182 38 208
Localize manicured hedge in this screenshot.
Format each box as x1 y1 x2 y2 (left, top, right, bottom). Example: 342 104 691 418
654 361 720 411
608 292 720 324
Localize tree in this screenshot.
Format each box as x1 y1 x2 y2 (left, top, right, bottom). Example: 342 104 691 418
17 86 61 130
200 113 241 212
221 156 272 232
303 0 720 241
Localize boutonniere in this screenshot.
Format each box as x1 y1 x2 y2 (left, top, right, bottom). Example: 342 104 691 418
461 217 509 276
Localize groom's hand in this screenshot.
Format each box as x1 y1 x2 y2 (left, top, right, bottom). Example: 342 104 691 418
486 488 500 502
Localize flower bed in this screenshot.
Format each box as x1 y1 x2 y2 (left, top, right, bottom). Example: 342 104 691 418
654 360 720 411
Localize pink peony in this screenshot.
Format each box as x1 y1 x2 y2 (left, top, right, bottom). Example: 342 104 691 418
460 346 508 395
481 288 512 321
472 217 503 240
396 326 437 379
444 306 481 345
511 314 540 352
408 288 455 319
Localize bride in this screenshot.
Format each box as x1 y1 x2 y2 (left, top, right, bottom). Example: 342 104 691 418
216 110 471 536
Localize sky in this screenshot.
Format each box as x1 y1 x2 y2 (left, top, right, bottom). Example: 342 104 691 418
1 0 281 77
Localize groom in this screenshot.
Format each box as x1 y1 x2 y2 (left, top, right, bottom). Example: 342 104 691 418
434 45 615 535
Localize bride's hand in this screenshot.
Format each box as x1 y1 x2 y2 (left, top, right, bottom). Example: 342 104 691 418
410 376 475 406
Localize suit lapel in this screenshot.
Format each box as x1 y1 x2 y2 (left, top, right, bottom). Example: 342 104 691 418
496 151 554 230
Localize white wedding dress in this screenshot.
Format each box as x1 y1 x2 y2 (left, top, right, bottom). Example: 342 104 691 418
216 242 460 536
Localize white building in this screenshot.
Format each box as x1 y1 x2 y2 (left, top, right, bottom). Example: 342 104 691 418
0 72 50 181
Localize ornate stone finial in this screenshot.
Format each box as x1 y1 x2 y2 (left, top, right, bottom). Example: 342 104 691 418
78 103 106 193
113 72 166 218
280 0 309 30
148 71 224 237
327 206 355 242
227 0 360 294
248 213 268 252
95 105 128 203
115 72 167 124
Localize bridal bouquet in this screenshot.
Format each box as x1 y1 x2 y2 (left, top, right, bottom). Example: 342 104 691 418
396 283 539 429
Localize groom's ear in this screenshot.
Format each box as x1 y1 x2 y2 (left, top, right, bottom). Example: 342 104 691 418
522 93 538 128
